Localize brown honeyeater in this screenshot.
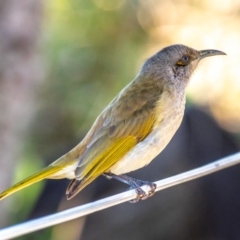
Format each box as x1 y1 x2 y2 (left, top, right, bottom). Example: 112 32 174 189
0 44 226 202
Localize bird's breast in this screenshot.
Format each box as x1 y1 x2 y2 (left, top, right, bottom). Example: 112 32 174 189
109 89 185 175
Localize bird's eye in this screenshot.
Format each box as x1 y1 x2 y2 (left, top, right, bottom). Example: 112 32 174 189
176 55 190 66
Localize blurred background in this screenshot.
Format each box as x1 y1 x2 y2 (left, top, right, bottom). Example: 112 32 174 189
1 0 240 239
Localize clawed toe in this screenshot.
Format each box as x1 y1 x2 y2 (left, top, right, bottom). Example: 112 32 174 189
129 182 157 203
103 173 156 203
148 184 156 198
148 183 157 196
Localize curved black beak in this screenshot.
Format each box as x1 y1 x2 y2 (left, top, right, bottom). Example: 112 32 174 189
199 49 226 59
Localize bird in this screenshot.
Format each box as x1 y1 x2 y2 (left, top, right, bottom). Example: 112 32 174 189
0 44 226 203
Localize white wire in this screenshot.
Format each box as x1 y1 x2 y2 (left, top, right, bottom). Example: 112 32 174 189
0 152 240 240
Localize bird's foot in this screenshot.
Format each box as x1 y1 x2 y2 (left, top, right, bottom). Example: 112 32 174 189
128 179 156 203
103 173 156 203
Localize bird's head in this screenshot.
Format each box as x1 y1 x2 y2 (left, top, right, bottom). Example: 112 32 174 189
142 44 226 87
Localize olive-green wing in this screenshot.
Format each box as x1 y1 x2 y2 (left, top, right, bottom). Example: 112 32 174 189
78 109 155 178
66 80 162 199
66 111 156 199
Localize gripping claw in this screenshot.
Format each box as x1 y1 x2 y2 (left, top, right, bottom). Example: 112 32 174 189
103 173 156 203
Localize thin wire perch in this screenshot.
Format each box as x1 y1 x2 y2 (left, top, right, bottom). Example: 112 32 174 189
1 152 240 240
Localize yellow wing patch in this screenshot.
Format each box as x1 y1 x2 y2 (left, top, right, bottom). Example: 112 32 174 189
66 103 157 198
66 136 137 199
79 113 155 180
84 136 137 178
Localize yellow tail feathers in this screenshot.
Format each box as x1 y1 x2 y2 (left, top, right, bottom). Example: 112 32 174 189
0 165 62 201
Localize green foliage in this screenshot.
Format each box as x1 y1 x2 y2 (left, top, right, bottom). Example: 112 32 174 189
31 0 148 157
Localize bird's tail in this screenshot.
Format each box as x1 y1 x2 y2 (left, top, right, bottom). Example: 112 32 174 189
0 164 63 201
66 176 96 200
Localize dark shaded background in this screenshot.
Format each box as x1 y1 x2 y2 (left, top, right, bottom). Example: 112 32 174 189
25 108 240 240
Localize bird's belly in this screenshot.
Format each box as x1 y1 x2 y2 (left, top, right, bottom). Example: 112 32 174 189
109 109 184 175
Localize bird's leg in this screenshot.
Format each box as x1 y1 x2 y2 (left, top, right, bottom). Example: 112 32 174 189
103 173 156 203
